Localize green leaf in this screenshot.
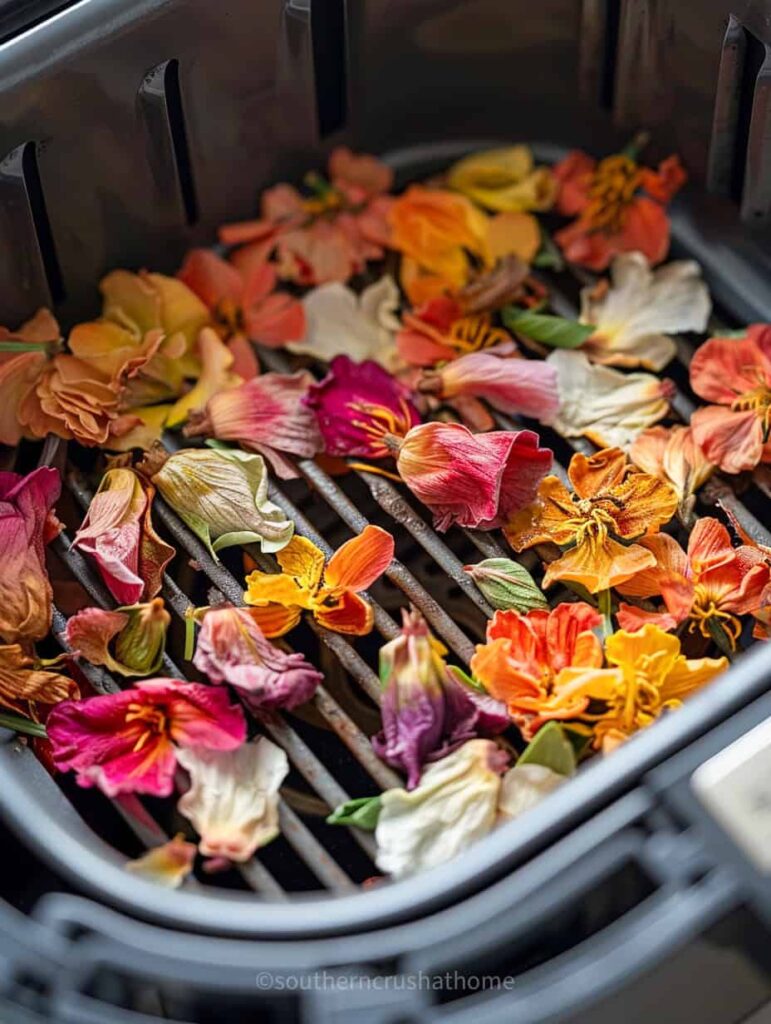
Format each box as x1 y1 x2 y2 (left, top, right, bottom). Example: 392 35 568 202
0 713 47 738
446 664 486 693
518 722 576 776
714 329 746 339
464 558 548 612
502 307 595 349
0 340 51 353
533 231 565 272
327 795 382 830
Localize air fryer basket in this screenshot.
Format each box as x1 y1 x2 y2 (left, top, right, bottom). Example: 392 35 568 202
1 1 771 1020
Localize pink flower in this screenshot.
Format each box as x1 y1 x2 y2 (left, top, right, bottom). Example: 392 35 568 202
178 248 305 352
395 422 553 531
418 348 560 421
0 467 61 643
46 678 246 797
72 467 175 604
193 604 322 711
184 371 322 479
305 356 421 459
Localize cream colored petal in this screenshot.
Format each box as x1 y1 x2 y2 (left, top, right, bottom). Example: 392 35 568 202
125 834 197 888
177 738 289 862
547 349 670 449
580 253 711 371
375 739 504 878
497 763 565 823
291 278 398 366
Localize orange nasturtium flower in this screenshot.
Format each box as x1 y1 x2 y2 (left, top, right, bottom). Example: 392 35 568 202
470 602 607 740
505 447 678 593
617 517 770 650
553 146 686 270
244 526 395 637
541 625 727 754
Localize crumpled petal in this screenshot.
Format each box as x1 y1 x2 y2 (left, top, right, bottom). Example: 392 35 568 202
0 643 78 715
580 253 711 370
177 739 289 861
166 327 239 428
66 600 170 677
691 404 767 474
497 763 565 822
545 349 672 448
374 739 508 878
125 834 197 888
448 146 557 212
630 424 714 513
293 277 400 366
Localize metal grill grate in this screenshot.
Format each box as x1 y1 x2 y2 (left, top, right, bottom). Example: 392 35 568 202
20 212 771 905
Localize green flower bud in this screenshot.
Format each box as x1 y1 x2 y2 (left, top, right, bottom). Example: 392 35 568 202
464 557 547 612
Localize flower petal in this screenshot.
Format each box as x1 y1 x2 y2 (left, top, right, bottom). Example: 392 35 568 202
543 535 656 593
125 834 197 888
691 405 765 474
324 525 395 591
314 590 374 635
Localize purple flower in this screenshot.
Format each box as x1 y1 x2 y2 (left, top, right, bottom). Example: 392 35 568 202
372 608 508 788
193 604 322 711
304 355 421 459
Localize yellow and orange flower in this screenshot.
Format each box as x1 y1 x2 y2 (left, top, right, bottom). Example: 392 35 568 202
629 424 714 520
0 309 59 446
0 644 78 718
244 526 394 637
617 517 770 650
470 602 607 739
505 447 678 593
543 625 727 753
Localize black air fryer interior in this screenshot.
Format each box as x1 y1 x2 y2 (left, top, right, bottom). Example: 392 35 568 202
1 2 771 1021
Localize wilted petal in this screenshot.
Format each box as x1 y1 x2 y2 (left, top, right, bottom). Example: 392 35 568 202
294 277 400 366
0 643 78 715
630 424 714 512
497 763 565 822
448 146 557 212
149 447 294 555
546 349 672 448
166 327 239 428
375 739 508 878
125 834 197 888
580 253 711 370
691 404 766 474
177 739 289 861
66 600 170 677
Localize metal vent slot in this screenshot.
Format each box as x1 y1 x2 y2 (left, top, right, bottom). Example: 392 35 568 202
308 0 348 137
139 59 199 227
0 141 64 315
708 17 771 224
579 0 621 111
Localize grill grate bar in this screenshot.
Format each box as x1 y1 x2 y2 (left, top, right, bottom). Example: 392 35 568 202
312 687 401 790
277 801 357 891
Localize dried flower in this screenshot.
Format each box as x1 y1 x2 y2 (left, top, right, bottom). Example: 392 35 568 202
0 644 78 717
125 834 197 888
545 625 727 753
554 146 686 270
418 347 560 422
395 421 552 532
165 327 241 429
617 517 770 651
447 146 557 212
184 371 322 479
629 424 714 520
579 253 711 370
470 603 607 739
0 309 59 446
149 447 294 556
294 276 401 366
73 467 174 604
193 604 322 710
545 349 673 449
374 739 508 878
47 678 246 797
689 325 771 473
505 447 678 593
0 467 60 643
65 599 170 677
178 248 305 349
244 527 394 637
305 356 421 459
497 764 565 823
371 609 508 788
177 739 288 861
463 558 548 613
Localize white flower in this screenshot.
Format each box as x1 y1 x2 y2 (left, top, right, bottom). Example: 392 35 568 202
497 763 564 823
374 739 506 878
580 252 711 371
292 275 401 366
546 349 672 449
177 738 289 862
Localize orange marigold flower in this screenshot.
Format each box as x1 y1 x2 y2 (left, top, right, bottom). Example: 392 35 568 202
243 526 394 637
553 147 686 270
617 517 770 651
505 447 678 593
470 602 608 739
689 325 771 473
545 625 726 753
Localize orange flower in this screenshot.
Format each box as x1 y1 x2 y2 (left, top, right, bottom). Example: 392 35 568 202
690 325 771 473
0 309 59 446
396 296 512 368
629 424 714 520
553 147 686 270
617 517 770 650
544 625 726 753
505 447 678 593
244 526 394 637
470 602 609 739
0 644 78 718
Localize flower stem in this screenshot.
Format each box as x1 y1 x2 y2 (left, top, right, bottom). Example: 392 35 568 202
598 589 613 637
0 340 51 353
0 714 47 738
184 607 197 661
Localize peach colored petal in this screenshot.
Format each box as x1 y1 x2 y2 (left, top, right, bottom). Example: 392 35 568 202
543 534 656 593
691 405 765 474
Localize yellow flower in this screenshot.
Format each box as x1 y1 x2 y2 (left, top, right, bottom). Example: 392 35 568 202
447 146 557 212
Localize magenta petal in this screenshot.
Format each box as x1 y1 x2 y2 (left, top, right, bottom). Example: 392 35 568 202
136 678 247 750
440 352 560 420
